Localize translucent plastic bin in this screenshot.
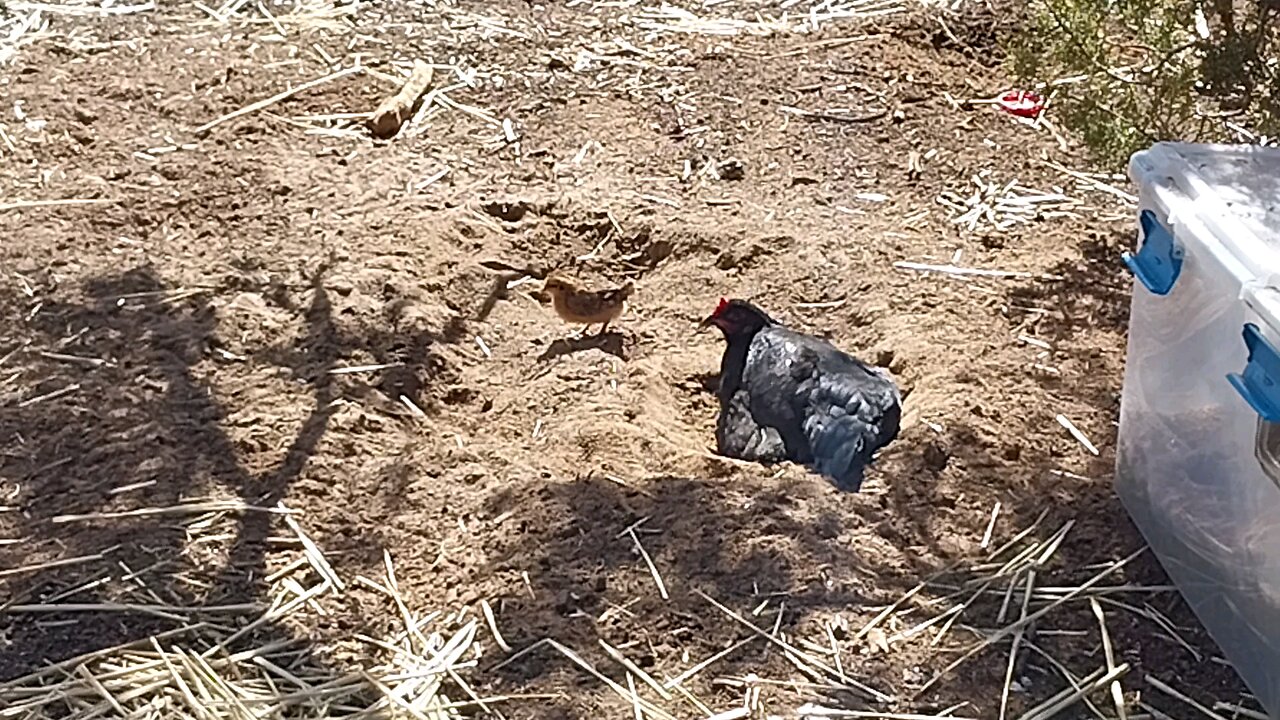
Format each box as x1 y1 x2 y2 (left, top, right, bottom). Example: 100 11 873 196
1118 142 1280 717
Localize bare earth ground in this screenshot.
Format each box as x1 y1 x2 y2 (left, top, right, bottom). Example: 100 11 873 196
0 0 1262 718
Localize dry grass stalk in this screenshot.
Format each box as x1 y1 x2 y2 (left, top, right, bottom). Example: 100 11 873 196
1017 664 1130 720
794 705 977 720
981 501 1001 549
11 1 155 17
194 65 363 135
479 598 512 653
627 672 644 720
1212 701 1269 720
855 581 925 641
52 501 291 524
600 640 672 700
937 172 1083 232
328 362 403 374
627 527 669 600
671 682 715 715
886 604 961 645
998 570 1037 720
0 198 120 212
1144 675 1231 720
1090 598 1128 720
695 590 891 703
73 663 126 715
664 636 759 690
987 509 1051 559
1096 596 1202 659
0 551 108 578
280 503 344 592
3 601 256 620
706 707 751 720
17 382 80 408
545 640 676 720
894 261 1064 282
1055 414 1099 455
915 547 1145 697
1022 643 1111 720
0 516 491 718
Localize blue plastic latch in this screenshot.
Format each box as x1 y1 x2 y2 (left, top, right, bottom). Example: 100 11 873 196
1122 210 1183 295
1228 323 1280 423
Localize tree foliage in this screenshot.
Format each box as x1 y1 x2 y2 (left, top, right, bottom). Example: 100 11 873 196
1008 0 1280 166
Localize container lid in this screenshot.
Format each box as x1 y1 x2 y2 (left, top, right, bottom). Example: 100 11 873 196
1129 142 1280 290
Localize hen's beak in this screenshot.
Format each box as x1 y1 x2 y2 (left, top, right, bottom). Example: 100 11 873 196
697 315 716 333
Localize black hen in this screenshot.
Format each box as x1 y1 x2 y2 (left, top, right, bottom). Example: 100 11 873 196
701 298 901 491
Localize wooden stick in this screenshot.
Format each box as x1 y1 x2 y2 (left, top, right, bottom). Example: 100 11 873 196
194 66 363 135
367 60 435 139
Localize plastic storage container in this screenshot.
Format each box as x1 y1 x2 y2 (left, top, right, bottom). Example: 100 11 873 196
1118 141 1280 717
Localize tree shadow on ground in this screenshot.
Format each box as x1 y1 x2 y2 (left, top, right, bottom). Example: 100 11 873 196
1007 228 1131 344
536 331 630 363
478 470 906 716
996 225 1255 713
0 262 460 683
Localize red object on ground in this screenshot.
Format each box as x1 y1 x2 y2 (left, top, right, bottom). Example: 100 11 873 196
996 90 1045 118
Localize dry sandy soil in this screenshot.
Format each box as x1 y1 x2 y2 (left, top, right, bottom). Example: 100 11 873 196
0 0 1262 718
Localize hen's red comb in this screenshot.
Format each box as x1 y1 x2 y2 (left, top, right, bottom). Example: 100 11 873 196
713 297 729 315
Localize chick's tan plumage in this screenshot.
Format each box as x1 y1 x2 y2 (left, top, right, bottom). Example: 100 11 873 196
541 272 634 335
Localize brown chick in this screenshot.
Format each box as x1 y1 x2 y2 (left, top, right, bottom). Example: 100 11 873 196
541 272 635 336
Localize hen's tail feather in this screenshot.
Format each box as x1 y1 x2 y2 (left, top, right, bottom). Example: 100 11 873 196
805 414 876 492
